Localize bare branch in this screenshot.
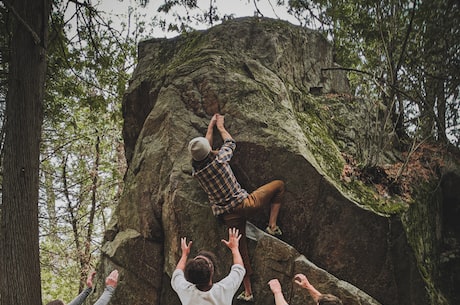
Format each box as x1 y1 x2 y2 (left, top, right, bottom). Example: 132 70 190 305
321 66 374 78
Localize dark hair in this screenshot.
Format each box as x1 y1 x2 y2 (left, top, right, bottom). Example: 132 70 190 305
318 294 343 305
196 250 217 273
184 258 213 288
46 300 65 305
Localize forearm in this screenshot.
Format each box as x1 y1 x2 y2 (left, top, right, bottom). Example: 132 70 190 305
175 254 188 271
93 286 115 305
273 292 289 305
231 248 244 267
205 125 214 147
305 284 322 302
217 126 232 141
68 287 92 305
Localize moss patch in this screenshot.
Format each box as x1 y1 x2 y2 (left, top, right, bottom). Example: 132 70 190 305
293 91 409 214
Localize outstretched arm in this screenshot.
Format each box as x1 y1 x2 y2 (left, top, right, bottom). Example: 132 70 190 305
93 270 119 305
268 279 289 305
67 271 96 305
221 228 243 266
205 114 218 147
175 237 192 271
216 114 233 141
294 273 322 302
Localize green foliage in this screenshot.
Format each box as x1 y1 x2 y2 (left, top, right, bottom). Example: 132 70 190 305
402 0 460 143
40 238 80 304
403 179 450 305
39 1 145 299
295 94 345 180
285 0 459 160
0 0 455 300
296 93 408 214
145 0 459 157
153 0 237 33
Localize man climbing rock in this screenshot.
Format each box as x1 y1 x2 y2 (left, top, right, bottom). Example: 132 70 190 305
188 113 286 302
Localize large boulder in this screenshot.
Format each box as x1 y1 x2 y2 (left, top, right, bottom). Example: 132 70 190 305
93 17 436 305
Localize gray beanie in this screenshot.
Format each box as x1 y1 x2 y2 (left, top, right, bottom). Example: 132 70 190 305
188 137 211 161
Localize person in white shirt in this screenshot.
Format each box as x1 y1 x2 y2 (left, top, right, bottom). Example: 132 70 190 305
171 228 246 305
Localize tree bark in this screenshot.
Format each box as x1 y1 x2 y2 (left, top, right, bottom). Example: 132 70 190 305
0 0 51 304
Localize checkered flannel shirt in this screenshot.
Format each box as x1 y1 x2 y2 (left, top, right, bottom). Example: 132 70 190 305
192 138 249 216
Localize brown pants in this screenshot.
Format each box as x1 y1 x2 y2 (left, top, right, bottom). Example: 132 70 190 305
222 180 285 276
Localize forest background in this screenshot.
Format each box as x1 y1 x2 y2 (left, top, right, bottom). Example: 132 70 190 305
0 0 458 305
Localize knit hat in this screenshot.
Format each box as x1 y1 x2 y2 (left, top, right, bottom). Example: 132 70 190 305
188 137 211 161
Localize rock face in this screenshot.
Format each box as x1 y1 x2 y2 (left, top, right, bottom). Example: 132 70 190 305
94 17 433 305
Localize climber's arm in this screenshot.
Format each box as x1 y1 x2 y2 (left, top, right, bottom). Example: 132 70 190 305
205 114 218 147
175 237 192 271
216 114 232 141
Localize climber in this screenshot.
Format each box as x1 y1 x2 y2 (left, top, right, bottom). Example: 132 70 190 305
187 113 286 302
268 274 343 305
46 269 119 305
171 227 246 305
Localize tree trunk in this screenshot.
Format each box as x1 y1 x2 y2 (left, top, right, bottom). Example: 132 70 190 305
0 0 51 304
435 80 448 143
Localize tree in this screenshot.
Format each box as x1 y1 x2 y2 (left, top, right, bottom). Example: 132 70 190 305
285 0 459 158
39 1 137 301
403 0 460 145
0 0 52 305
0 3 7 163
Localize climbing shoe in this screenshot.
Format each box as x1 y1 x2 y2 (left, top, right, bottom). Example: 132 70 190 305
265 225 282 236
236 291 254 302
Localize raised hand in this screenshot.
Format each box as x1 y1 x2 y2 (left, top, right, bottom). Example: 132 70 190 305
294 273 312 289
86 271 96 288
221 227 241 251
209 114 218 128
181 237 193 257
106 270 119 288
268 279 282 294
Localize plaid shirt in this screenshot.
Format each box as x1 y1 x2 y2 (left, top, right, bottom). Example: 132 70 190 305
192 138 249 216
